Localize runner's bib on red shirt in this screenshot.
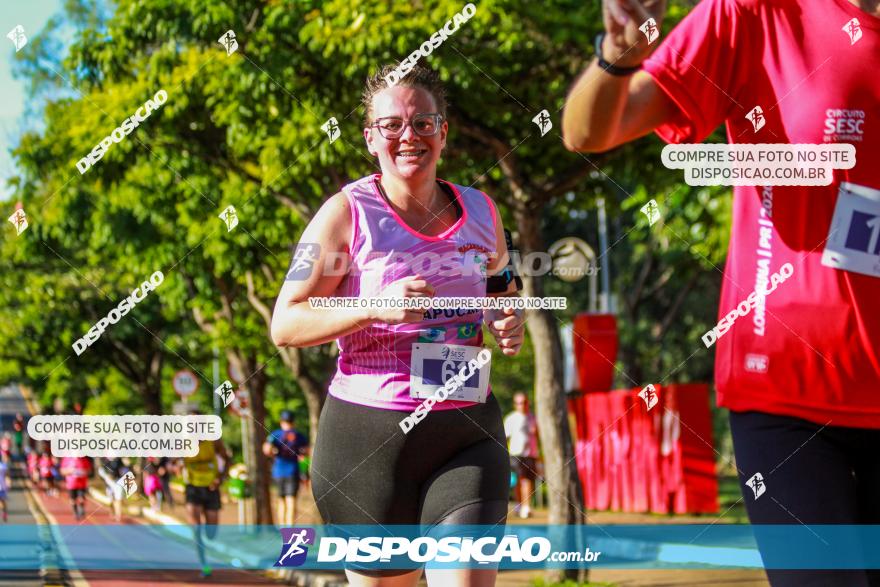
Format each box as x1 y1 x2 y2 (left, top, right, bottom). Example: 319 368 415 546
643 0 880 428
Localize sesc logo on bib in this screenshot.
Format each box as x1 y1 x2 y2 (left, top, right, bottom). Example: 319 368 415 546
410 343 491 403
822 182 880 277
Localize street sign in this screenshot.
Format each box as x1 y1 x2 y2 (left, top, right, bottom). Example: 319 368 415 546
173 369 199 397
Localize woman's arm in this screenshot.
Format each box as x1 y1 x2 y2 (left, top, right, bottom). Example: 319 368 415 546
484 203 524 356
271 191 435 347
270 192 373 348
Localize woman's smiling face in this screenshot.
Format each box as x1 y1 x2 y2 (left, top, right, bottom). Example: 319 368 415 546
364 85 448 181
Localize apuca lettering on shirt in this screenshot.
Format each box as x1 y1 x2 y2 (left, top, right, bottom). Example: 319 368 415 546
422 307 481 320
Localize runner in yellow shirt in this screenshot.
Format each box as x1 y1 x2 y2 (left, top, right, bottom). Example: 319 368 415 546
182 418 229 578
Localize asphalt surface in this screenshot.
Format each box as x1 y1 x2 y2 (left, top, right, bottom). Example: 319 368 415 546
0 384 285 586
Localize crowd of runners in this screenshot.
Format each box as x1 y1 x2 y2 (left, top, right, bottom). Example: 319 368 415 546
2 410 310 511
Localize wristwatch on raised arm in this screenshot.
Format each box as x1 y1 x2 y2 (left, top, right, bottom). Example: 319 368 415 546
594 32 643 76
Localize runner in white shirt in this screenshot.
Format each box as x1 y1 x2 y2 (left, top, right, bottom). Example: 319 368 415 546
503 393 539 519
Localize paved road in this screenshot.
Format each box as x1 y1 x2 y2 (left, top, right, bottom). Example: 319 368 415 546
32 487 282 587
0 384 284 586
0 385 43 586
0 462 44 586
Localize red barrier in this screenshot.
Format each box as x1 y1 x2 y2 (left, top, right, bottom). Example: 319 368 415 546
572 314 618 392
569 384 719 514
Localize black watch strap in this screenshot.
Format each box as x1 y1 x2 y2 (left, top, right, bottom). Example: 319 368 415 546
594 32 642 76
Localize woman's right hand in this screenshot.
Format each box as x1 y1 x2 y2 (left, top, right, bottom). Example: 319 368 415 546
370 275 435 325
602 0 667 67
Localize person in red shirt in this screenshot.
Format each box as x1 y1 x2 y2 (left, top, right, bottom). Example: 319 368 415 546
26 450 39 485
563 0 880 585
38 450 57 496
60 456 92 520
0 434 11 465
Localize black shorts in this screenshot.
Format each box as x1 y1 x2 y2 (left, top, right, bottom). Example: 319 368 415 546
68 488 86 500
275 475 299 497
729 410 880 587
184 485 221 511
312 392 509 526
510 456 537 481
312 393 510 576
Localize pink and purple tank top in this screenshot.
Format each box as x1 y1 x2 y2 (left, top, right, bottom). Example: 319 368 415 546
328 173 498 411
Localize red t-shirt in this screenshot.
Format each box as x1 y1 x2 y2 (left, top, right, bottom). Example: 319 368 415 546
61 457 92 490
643 0 880 428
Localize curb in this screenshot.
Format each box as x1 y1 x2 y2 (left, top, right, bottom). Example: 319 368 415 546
87 487 346 585
26 481 90 587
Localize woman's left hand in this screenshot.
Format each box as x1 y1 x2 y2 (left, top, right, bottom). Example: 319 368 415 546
486 306 525 356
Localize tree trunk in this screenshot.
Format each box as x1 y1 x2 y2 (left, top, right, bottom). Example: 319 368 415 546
138 352 163 414
142 352 164 414
515 206 587 584
244 270 326 446
138 381 163 415
234 353 273 526
296 369 326 448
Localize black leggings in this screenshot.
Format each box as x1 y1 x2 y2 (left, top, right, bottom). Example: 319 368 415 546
729 410 880 587
311 393 510 575
312 392 509 526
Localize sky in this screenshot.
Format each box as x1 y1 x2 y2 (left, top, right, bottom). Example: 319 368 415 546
0 0 66 203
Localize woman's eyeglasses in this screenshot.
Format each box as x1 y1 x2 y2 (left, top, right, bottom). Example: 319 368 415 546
369 113 444 139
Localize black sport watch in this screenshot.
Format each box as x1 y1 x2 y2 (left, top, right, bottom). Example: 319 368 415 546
594 32 643 76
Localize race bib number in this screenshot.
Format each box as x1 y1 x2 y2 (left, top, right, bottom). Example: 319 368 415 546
822 182 880 278
409 343 491 403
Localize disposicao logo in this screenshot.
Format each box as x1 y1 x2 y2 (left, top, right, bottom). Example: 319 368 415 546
276 527 315 567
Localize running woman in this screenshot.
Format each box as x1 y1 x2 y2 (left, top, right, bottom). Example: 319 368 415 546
0 459 8 522
26 449 38 486
38 450 56 496
142 456 165 512
182 430 229 578
0 433 11 464
271 64 525 587
98 457 125 522
563 1 880 585
60 455 92 520
12 414 25 458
